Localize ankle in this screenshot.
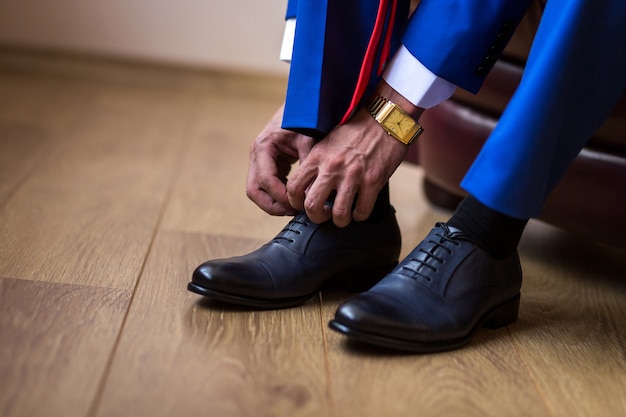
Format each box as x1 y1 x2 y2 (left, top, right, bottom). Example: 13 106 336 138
447 195 528 259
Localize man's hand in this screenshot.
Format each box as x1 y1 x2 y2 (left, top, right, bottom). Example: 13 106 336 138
286 108 408 227
286 82 424 227
246 104 315 216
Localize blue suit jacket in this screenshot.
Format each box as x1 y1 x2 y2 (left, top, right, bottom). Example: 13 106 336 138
282 0 626 219
282 0 531 136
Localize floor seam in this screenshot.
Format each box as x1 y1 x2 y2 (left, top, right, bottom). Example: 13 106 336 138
85 102 192 417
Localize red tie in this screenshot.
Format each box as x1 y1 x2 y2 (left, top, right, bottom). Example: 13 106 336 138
340 0 398 124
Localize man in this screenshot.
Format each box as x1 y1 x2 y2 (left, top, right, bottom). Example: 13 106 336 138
188 0 626 352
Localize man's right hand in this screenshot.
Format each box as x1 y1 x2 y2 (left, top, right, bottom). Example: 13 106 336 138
246 104 315 216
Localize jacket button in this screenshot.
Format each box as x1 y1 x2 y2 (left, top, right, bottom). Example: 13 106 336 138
475 65 488 76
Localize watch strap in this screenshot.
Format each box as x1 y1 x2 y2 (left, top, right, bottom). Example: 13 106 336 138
367 95 424 145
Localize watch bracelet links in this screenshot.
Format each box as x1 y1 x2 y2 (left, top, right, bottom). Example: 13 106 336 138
368 95 391 117
366 95 424 145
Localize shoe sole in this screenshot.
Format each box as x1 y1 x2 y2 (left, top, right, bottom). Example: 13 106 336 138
328 294 521 353
187 282 314 309
187 262 398 310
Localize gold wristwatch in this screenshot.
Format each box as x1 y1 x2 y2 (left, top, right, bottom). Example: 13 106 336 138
367 95 424 145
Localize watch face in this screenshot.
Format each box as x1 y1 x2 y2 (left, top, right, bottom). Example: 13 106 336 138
383 108 415 138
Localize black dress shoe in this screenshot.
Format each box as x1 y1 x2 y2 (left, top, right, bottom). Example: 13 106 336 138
188 209 401 309
329 223 522 353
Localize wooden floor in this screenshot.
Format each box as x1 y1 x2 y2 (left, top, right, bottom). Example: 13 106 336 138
1 48 625 417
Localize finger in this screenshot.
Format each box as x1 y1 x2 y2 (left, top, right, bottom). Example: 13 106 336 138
286 162 316 211
332 183 358 228
246 186 297 216
254 152 292 207
246 161 295 216
352 184 379 222
297 138 314 162
301 175 334 224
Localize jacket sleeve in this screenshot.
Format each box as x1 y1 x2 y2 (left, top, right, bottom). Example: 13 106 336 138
403 0 532 93
286 0 298 19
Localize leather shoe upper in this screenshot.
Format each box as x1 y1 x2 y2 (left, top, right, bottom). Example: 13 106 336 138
191 209 401 304
332 223 522 346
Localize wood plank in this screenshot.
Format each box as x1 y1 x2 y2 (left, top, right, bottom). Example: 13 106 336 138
512 222 626 417
0 278 130 417
158 88 290 240
322 294 553 417
0 68 96 208
0 62 197 289
321 220 625 417
94 231 330 417
0 121 50 208
3 49 625 417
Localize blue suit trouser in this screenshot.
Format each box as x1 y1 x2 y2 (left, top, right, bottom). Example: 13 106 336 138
283 0 626 219
461 0 626 219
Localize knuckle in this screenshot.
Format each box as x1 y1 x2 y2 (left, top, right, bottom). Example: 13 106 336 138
285 180 298 196
333 205 350 217
363 169 385 187
325 156 344 171
258 176 271 189
304 199 318 214
333 212 351 228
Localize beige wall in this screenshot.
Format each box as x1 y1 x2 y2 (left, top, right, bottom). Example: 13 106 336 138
0 0 289 75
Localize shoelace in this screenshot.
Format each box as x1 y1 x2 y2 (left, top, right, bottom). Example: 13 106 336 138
273 215 311 244
402 223 460 282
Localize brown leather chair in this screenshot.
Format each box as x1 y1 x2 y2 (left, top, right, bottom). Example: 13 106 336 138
407 1 626 248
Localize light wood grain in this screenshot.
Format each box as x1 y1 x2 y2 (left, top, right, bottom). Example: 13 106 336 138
93 232 330 417
320 241 552 417
158 91 290 241
1 49 625 417
0 66 192 289
0 68 94 207
0 122 50 207
512 222 626 417
0 278 130 417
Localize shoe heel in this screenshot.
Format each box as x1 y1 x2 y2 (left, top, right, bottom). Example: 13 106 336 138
331 262 397 293
483 294 520 330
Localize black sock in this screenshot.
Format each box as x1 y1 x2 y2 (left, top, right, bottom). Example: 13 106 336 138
447 195 528 259
363 183 391 223
327 183 391 223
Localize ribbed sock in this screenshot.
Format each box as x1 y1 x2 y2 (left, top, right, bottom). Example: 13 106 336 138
447 195 528 259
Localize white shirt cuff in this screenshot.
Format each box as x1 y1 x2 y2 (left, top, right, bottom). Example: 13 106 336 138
280 18 296 62
280 22 456 108
382 45 456 109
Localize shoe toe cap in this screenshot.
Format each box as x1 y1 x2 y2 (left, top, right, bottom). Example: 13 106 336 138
334 291 430 339
192 260 274 298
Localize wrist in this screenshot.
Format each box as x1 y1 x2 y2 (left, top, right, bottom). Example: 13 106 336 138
373 81 425 121
365 82 425 146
